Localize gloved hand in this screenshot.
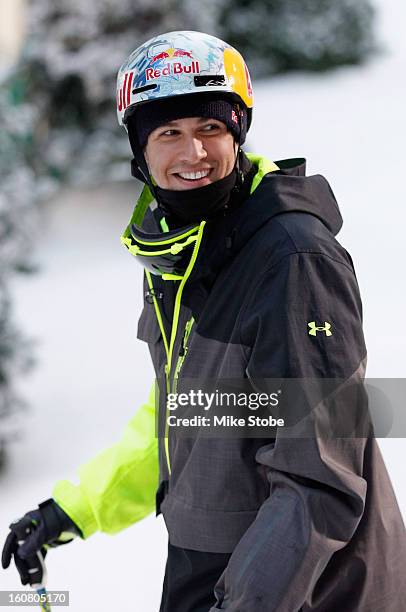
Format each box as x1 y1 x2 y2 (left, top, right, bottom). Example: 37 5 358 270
1 498 82 586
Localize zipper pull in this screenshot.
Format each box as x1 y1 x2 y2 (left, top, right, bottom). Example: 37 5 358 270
145 289 163 304
179 318 193 357
178 332 188 357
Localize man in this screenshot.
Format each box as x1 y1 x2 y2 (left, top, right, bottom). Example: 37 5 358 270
2 31 406 611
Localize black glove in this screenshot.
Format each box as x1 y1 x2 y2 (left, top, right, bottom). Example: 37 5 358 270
1 498 82 586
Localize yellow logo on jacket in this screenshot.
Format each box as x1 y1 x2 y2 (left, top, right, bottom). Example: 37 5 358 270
308 321 332 337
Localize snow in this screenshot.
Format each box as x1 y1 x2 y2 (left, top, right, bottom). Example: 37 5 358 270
1 0 405 609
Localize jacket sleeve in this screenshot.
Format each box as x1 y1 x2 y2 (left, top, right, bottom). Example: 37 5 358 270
210 251 369 612
52 383 159 539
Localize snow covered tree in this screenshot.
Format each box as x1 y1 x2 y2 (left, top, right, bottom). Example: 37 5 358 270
6 0 200 187
219 0 377 77
1 0 377 192
0 76 38 468
0 282 33 470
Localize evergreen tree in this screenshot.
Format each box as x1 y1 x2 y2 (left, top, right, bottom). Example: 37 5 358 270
219 0 377 77
0 80 36 469
1 0 377 191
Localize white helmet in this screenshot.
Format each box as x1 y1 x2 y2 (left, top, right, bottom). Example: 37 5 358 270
116 30 254 132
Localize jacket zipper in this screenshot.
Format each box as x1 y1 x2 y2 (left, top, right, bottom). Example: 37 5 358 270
172 316 195 395
145 222 205 477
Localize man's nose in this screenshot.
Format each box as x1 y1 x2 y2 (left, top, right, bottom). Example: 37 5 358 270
179 137 207 164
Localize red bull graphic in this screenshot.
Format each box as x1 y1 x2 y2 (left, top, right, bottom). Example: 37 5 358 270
146 61 200 81
173 49 193 59
147 47 199 80
151 47 194 64
117 70 134 112
151 51 170 63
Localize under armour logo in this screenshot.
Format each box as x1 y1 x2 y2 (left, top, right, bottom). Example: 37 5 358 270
308 321 332 336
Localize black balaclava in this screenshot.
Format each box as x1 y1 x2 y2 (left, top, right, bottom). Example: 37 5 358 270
155 151 255 228
126 94 253 228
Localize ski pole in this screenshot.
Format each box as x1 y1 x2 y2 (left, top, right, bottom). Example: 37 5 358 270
13 521 52 612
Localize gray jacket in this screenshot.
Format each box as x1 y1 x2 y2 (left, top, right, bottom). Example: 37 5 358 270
136 157 406 611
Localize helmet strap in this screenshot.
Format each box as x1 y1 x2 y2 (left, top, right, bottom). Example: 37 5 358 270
127 122 161 203
233 105 245 191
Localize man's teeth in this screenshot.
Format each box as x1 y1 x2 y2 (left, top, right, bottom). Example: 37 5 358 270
178 170 211 180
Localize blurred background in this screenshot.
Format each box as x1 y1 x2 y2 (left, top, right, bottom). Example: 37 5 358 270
0 0 404 609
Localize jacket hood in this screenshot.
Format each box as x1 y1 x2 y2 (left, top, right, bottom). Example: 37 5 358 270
187 155 343 282
257 157 342 235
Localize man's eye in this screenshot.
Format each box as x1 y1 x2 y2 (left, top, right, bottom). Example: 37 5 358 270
161 129 177 136
202 123 220 131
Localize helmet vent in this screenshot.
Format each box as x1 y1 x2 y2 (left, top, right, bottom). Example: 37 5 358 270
132 84 158 95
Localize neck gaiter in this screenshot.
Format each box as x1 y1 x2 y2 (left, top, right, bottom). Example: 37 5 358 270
155 167 238 227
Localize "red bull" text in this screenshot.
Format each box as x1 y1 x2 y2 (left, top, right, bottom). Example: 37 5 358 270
146 61 200 81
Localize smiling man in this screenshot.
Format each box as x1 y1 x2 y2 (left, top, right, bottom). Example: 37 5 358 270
3 30 406 612
144 116 236 189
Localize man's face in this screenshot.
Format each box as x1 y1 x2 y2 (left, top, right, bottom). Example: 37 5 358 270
144 116 237 190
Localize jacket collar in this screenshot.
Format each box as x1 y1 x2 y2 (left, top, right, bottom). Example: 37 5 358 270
186 154 342 285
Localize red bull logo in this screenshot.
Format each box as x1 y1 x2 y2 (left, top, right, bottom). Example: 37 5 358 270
151 51 170 63
146 47 199 81
146 61 200 81
173 49 193 59
151 47 194 63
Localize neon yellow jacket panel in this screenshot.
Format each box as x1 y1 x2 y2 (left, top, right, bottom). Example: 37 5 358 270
52 384 158 539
